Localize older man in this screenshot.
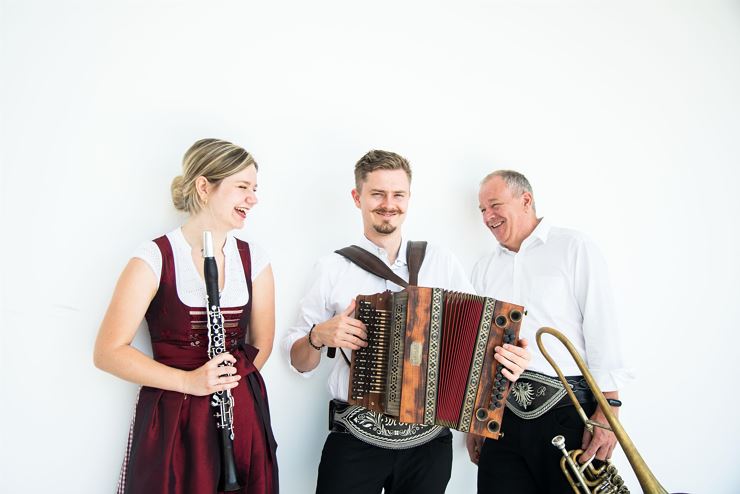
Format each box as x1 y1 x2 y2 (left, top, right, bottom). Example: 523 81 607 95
283 152 530 494
467 170 632 494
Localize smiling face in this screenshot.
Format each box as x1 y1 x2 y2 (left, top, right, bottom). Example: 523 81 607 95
202 164 258 231
478 175 536 252
352 169 410 238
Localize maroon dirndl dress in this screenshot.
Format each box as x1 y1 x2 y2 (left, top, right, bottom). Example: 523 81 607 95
117 236 278 494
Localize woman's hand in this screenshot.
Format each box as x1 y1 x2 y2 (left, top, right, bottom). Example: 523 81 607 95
182 352 241 396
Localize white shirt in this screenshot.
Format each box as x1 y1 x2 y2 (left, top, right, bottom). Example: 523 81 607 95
471 218 634 391
282 236 474 401
132 228 270 308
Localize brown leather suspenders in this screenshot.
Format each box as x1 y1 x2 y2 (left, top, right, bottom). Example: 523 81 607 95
405 241 427 286
334 241 428 287
328 241 428 362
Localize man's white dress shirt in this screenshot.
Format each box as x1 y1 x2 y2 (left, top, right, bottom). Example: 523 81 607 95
282 236 474 401
471 218 634 391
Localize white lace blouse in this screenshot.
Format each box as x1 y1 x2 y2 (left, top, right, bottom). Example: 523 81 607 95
132 228 269 308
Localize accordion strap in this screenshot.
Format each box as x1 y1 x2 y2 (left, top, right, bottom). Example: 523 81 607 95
334 241 427 287
406 241 427 286
331 241 427 363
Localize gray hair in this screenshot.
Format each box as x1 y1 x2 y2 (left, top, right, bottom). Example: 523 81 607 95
481 170 536 212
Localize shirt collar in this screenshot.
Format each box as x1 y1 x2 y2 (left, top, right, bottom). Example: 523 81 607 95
357 235 408 267
528 217 550 244
497 217 550 254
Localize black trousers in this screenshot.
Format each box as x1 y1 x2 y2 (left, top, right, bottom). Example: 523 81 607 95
478 403 597 494
315 431 453 494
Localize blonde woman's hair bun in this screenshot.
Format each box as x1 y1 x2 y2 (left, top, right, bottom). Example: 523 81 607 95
170 175 189 212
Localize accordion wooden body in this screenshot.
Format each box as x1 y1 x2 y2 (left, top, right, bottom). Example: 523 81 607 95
348 286 525 439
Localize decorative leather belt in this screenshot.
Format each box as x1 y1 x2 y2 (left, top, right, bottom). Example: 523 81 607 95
329 399 448 450
506 370 594 420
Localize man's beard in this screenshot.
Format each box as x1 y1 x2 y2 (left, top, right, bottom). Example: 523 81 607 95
371 208 403 235
373 222 397 234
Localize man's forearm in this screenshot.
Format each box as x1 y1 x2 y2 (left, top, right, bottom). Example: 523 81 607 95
290 334 322 372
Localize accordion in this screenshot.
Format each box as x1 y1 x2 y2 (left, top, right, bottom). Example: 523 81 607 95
348 286 525 439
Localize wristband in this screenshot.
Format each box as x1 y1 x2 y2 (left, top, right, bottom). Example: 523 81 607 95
606 398 622 407
308 324 324 351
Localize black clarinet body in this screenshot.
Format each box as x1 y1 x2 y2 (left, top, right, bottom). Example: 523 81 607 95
203 231 241 492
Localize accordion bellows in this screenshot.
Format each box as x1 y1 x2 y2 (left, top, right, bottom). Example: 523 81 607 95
348 286 524 439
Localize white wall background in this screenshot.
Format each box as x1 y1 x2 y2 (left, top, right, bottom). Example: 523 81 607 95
2 1 739 492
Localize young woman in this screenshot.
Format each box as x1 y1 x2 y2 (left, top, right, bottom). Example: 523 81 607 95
94 139 278 494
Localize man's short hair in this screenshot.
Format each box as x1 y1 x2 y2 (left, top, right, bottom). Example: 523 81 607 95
354 150 412 190
481 170 536 212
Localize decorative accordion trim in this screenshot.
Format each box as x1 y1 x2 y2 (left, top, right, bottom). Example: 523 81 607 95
459 296 496 431
424 288 444 426
385 292 407 416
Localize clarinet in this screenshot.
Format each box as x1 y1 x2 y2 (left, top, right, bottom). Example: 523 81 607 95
203 231 241 492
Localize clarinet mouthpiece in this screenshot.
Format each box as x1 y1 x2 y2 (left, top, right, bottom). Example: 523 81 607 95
203 231 214 258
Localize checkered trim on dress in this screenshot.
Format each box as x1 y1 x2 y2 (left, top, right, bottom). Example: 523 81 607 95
116 388 141 494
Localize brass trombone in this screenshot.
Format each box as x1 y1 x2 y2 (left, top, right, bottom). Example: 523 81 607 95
536 326 668 494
